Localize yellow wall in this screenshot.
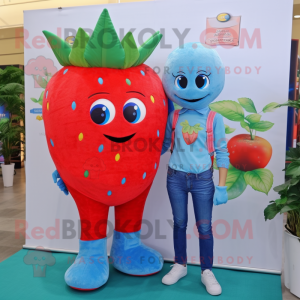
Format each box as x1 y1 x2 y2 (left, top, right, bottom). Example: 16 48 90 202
0 0 151 66
293 4 300 56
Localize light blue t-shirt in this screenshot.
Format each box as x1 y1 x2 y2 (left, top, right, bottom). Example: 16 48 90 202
162 106 229 174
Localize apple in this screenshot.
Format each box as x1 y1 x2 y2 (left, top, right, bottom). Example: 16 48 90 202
228 134 272 172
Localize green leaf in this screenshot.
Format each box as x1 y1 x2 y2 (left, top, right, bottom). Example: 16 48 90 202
225 165 247 200
244 168 273 195
245 113 261 124
238 98 257 113
180 120 189 126
262 102 279 113
264 203 281 220
84 9 125 68
42 30 72 66
69 27 90 67
280 202 300 213
37 91 44 106
121 31 139 69
275 197 287 205
290 178 300 186
188 127 193 135
286 147 300 161
33 75 48 89
273 180 291 193
133 31 162 66
276 101 300 109
224 124 236 134
249 121 274 132
182 125 189 133
213 157 219 170
287 185 300 197
286 195 299 204
240 120 250 132
286 161 300 177
209 100 244 121
30 97 38 103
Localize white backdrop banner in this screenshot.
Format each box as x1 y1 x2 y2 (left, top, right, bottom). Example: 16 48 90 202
24 0 293 273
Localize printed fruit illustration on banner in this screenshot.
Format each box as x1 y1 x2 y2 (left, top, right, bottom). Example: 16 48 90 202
42 8 168 290
210 98 279 200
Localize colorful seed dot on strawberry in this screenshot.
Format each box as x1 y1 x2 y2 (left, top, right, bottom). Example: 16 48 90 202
121 178 126 184
140 70 145 76
50 139 54 147
63 69 68 75
107 191 112 196
78 133 83 141
143 172 146 179
154 163 157 169
46 90 48 98
150 95 155 103
126 79 131 85
98 145 104 153
47 102 49 110
163 99 166 106
98 77 103 85
157 130 159 137
72 101 76 110
84 170 89 178
115 153 120 161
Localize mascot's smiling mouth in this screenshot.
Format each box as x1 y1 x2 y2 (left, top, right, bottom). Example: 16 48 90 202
174 94 209 103
104 133 136 143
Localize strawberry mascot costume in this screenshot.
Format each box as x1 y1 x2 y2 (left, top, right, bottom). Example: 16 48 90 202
42 9 168 290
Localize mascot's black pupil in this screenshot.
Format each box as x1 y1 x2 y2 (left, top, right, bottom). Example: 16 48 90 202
178 76 188 88
196 75 206 88
124 105 137 123
91 107 106 124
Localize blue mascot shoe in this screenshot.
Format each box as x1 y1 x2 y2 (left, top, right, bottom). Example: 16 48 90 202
65 238 109 290
110 230 163 276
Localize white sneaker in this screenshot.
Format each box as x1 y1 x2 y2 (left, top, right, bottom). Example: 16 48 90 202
201 269 222 295
162 264 187 285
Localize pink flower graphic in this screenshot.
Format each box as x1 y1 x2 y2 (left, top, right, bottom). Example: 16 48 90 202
25 56 58 88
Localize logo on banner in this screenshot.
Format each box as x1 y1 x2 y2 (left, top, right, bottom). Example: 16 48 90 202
206 13 241 46
216 13 231 22
65 36 75 46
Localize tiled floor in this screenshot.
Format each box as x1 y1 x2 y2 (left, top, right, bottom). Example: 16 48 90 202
0 167 298 299
0 168 25 263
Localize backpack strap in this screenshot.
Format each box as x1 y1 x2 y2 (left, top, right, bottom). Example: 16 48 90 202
206 110 217 165
170 110 180 154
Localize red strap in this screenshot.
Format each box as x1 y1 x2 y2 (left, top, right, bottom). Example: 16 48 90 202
206 110 217 155
170 110 180 153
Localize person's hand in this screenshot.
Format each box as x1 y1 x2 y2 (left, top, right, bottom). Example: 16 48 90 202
213 186 228 205
52 170 69 196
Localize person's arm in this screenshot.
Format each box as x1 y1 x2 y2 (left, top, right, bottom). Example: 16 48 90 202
161 111 174 155
213 113 230 205
218 167 228 187
213 113 230 179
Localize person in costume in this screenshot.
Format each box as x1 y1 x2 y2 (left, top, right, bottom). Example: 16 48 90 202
43 9 168 290
161 42 229 296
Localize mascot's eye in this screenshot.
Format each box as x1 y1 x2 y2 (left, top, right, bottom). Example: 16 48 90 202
195 74 210 89
90 99 116 125
175 75 188 89
123 98 146 124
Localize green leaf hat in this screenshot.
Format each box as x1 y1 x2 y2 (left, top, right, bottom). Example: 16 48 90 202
43 8 162 69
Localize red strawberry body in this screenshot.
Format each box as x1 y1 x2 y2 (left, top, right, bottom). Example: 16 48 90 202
43 65 168 206
182 132 198 145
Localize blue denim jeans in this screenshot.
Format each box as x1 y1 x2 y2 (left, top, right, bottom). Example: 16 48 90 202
166 167 215 270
